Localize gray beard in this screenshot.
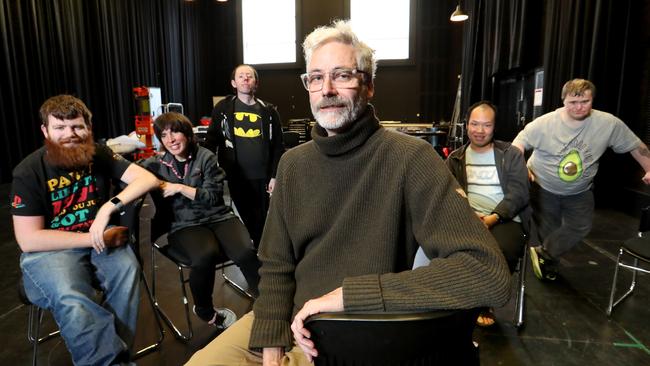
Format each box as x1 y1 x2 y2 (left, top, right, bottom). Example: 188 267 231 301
312 94 367 132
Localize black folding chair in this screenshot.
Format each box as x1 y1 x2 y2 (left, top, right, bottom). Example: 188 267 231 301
305 309 480 366
606 206 650 315
148 192 252 341
18 196 164 365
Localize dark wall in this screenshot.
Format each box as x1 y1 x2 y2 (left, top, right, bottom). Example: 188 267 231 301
222 0 462 124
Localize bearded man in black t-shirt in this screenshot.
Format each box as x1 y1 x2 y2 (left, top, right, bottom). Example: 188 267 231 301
10 95 159 365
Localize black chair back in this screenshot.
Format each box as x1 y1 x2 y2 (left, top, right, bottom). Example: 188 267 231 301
110 196 146 263
148 191 174 242
305 309 480 366
639 206 650 234
147 191 197 266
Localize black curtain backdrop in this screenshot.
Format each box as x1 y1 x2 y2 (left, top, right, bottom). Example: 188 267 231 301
0 0 237 183
541 0 650 206
417 0 463 123
3 0 648 185
459 0 542 118
459 0 644 130
459 0 650 207
541 0 642 124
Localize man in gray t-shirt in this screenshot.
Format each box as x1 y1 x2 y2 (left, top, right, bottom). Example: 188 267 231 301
513 79 650 281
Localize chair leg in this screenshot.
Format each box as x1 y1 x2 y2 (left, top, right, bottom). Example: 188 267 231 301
179 266 194 338
513 248 527 328
607 250 639 316
133 272 165 359
31 306 40 366
152 262 193 341
27 305 36 344
151 246 194 341
151 244 157 300
27 305 61 366
606 250 623 315
631 258 639 288
222 265 255 300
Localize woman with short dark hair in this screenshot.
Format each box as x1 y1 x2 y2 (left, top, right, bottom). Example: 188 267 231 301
141 112 260 328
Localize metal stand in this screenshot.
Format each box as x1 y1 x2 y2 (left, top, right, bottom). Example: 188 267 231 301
448 75 465 150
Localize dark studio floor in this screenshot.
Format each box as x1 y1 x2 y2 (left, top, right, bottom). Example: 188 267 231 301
1 182 649 366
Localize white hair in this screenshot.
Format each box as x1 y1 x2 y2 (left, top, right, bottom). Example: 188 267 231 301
302 20 377 81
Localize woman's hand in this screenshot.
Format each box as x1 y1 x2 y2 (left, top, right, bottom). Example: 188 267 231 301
160 181 183 197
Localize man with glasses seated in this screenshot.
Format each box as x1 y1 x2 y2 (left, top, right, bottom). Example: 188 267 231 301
204 64 285 248
186 20 510 366
446 101 530 327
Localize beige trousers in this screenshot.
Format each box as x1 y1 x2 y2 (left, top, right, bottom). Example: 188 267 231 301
185 311 311 366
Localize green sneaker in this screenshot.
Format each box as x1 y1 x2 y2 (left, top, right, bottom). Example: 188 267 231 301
529 246 557 281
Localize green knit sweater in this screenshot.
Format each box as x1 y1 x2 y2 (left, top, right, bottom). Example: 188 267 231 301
250 105 510 349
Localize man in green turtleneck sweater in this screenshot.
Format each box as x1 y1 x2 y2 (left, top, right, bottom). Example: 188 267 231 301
186 20 510 366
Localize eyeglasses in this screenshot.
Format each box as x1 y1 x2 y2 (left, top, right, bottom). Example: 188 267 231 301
300 68 368 92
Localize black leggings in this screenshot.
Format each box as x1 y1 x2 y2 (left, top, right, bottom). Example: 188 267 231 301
490 221 526 273
167 218 260 309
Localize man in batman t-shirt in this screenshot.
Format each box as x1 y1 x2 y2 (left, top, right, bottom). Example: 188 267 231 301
205 65 284 248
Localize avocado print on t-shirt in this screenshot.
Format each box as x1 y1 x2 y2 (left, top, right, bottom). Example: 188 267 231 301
558 149 583 182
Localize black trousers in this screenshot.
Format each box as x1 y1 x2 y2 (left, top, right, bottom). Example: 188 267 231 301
228 177 269 248
529 182 594 259
490 221 526 273
167 218 260 309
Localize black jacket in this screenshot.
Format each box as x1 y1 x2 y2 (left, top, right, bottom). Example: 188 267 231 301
204 95 284 182
446 140 532 233
139 145 235 233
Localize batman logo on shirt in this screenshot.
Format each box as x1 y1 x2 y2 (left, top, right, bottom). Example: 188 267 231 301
234 112 261 138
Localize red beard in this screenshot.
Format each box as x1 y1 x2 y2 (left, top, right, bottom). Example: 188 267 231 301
44 133 97 170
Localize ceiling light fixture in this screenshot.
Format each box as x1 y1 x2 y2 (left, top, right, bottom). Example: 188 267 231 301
450 4 468 22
